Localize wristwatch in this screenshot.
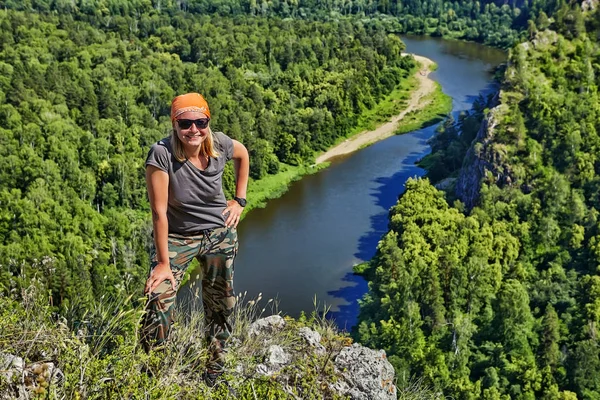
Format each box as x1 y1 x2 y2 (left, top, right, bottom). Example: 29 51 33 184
234 197 247 207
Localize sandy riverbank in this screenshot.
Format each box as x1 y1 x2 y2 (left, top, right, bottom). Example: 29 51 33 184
315 54 436 164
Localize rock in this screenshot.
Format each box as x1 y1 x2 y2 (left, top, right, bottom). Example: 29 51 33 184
531 30 559 50
582 0 597 11
255 363 270 376
434 177 456 191
256 345 291 376
333 344 396 400
0 354 27 400
0 353 24 377
244 316 397 399
0 354 64 400
298 327 326 355
267 345 290 367
248 315 286 337
456 96 511 210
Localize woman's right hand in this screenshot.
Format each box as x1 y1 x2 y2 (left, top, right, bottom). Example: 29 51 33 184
144 262 176 294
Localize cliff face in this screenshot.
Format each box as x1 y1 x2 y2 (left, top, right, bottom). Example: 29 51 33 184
456 31 562 209
455 93 514 209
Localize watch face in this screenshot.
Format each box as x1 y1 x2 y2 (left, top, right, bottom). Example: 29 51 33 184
235 197 247 207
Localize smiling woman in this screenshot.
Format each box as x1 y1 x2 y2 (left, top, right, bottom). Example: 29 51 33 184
140 92 250 387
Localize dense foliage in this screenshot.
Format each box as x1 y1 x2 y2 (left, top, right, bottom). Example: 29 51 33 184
355 4 600 399
0 0 560 47
0 7 414 308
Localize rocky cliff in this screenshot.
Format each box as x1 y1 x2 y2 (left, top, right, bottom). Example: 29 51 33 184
455 92 511 209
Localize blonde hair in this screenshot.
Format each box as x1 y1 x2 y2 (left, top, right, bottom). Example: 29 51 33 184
171 127 220 162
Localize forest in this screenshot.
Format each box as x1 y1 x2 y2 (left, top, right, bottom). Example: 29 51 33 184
0 0 562 47
355 3 600 398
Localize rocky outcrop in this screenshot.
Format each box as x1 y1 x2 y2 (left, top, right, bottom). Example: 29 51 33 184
582 0 598 11
454 91 521 209
298 326 326 355
248 314 286 337
434 177 456 191
243 316 398 400
332 344 396 400
456 101 500 208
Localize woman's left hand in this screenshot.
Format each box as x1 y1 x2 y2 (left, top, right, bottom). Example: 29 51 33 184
223 200 244 228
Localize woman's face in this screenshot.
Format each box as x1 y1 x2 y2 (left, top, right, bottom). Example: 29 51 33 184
174 110 210 147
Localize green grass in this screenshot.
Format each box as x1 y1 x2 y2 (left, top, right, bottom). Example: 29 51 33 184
395 81 452 135
243 162 326 217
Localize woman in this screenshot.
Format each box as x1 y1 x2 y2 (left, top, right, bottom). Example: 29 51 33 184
141 93 249 385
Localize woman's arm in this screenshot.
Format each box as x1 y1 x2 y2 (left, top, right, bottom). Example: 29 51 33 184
144 165 175 294
223 139 249 228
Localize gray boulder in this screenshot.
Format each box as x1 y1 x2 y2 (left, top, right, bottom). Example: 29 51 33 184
0 353 63 400
333 344 397 400
248 315 286 337
0 353 24 380
0 353 27 400
256 345 292 376
298 327 325 355
242 316 397 399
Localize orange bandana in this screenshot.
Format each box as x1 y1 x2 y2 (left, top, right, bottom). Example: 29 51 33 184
170 93 211 121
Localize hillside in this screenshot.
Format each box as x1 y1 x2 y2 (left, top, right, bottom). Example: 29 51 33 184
355 3 600 398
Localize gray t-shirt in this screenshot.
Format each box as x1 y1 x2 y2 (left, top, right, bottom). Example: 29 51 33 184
145 132 234 234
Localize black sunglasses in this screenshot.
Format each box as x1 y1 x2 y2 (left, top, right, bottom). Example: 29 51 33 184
177 118 210 129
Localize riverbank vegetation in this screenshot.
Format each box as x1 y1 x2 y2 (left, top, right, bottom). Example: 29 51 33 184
355 4 600 398
394 81 452 135
352 63 421 133
355 60 452 136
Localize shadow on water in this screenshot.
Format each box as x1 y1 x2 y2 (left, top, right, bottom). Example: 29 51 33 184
355 127 434 261
325 273 368 332
327 127 436 329
464 82 500 110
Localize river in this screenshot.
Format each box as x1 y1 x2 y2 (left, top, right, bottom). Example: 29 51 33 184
180 36 506 330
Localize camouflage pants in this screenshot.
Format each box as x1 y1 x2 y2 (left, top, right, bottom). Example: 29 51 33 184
140 226 238 373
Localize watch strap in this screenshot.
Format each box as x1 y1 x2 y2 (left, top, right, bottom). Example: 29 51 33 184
234 196 247 207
